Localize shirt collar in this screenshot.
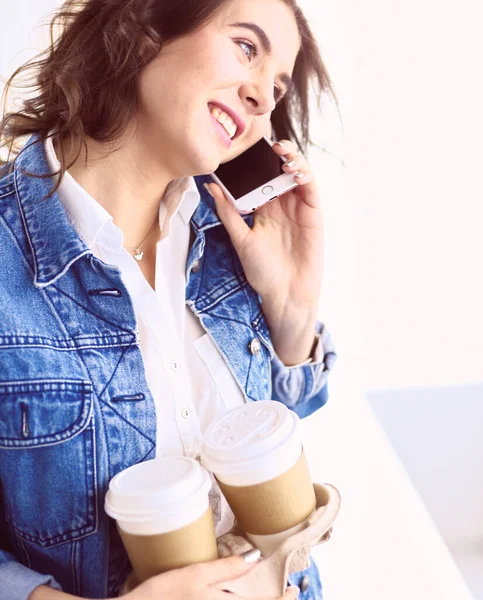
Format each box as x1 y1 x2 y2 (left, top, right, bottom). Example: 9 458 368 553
159 176 201 239
13 132 227 288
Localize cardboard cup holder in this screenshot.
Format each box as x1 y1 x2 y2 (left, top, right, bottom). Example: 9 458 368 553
214 482 342 599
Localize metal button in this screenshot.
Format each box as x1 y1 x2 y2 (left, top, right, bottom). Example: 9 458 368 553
249 338 261 356
170 361 180 371
300 575 310 592
181 407 190 419
192 260 201 273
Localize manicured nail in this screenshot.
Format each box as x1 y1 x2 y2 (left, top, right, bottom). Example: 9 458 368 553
294 171 304 178
285 159 296 167
203 183 214 197
241 548 261 563
273 141 287 147
287 586 300 598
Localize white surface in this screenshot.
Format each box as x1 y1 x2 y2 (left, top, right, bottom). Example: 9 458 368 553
301 357 475 600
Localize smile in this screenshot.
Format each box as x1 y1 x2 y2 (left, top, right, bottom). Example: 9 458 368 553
207 102 246 149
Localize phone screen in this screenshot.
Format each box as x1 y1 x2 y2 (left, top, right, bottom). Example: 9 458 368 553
213 138 284 200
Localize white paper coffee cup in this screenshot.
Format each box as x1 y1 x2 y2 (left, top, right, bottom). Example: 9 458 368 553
201 401 316 549
104 457 218 581
201 400 303 486
105 456 212 534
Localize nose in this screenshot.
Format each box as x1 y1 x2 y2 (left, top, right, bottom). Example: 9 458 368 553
239 76 277 115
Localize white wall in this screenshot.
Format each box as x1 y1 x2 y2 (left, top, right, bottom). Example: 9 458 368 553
301 0 483 390
296 2 483 597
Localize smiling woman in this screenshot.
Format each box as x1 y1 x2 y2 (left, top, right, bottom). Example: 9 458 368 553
0 1 338 600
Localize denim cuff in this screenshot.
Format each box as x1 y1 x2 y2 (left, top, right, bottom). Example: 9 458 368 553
285 330 324 370
0 561 62 600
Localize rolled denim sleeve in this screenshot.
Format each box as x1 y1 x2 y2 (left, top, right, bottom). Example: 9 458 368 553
0 549 62 600
270 320 337 419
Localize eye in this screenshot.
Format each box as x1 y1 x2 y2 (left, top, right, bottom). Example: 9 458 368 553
237 40 259 61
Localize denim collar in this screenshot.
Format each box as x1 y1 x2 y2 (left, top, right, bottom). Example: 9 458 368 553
14 132 224 287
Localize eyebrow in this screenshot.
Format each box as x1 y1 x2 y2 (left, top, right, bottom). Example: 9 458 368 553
229 22 294 92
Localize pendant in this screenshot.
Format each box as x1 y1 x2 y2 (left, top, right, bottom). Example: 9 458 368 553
134 249 144 261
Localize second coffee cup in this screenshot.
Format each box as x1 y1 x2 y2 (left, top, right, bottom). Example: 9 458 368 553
201 400 316 556
104 456 218 583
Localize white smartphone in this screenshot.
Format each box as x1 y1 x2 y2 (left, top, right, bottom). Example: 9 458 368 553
210 135 299 215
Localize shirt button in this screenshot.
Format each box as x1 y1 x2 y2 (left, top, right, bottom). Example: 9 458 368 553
192 260 201 273
170 361 180 371
300 575 310 592
249 338 261 356
181 407 190 419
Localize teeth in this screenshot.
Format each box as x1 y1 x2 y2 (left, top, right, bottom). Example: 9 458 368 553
210 105 237 139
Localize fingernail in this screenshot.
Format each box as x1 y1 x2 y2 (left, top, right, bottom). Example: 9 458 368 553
294 171 304 179
203 183 214 197
285 159 296 167
273 141 287 147
287 585 300 598
241 548 261 563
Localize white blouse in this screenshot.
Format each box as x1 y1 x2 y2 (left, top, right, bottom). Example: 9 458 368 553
44 135 246 536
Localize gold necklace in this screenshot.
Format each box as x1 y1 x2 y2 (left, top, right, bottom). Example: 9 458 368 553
124 215 159 261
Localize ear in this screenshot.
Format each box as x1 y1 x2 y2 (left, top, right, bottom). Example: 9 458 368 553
137 34 160 64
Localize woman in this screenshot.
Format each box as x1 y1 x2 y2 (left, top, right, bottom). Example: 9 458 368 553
0 0 338 598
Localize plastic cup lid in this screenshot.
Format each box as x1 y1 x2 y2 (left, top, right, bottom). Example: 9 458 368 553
200 400 301 483
104 456 212 524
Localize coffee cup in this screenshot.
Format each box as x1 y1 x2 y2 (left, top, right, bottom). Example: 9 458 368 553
104 456 218 582
200 400 316 556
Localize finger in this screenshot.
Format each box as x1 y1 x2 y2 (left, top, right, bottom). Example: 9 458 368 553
281 153 306 174
283 585 301 599
197 550 261 586
205 182 252 251
272 139 298 157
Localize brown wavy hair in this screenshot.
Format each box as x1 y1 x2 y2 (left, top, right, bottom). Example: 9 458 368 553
0 0 337 198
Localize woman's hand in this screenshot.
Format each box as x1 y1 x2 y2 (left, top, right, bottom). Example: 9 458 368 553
124 554 300 600
206 140 324 365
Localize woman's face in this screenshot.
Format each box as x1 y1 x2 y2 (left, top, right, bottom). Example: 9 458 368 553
135 0 301 179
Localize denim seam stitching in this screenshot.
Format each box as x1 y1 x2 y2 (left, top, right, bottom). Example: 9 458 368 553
194 276 247 308
0 212 36 281
100 397 156 448
52 286 136 337
71 540 77 595
14 167 42 283
97 339 155 446
0 184 15 198
98 340 133 400
7 422 98 547
0 388 93 448
0 341 134 351
17 535 31 568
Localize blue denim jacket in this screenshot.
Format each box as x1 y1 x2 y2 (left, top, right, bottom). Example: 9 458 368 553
0 133 337 600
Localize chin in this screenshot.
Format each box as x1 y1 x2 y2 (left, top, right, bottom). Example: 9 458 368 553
189 149 222 177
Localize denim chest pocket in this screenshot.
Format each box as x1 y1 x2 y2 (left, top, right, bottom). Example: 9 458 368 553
0 379 97 547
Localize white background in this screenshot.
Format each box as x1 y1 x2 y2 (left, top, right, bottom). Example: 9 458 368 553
2 1 482 598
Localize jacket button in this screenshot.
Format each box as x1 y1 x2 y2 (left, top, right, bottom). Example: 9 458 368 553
192 260 201 273
249 338 261 356
300 575 310 592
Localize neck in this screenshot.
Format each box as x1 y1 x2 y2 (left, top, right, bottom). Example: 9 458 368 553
55 123 173 249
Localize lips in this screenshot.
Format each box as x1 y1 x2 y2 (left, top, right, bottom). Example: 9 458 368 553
208 102 246 140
